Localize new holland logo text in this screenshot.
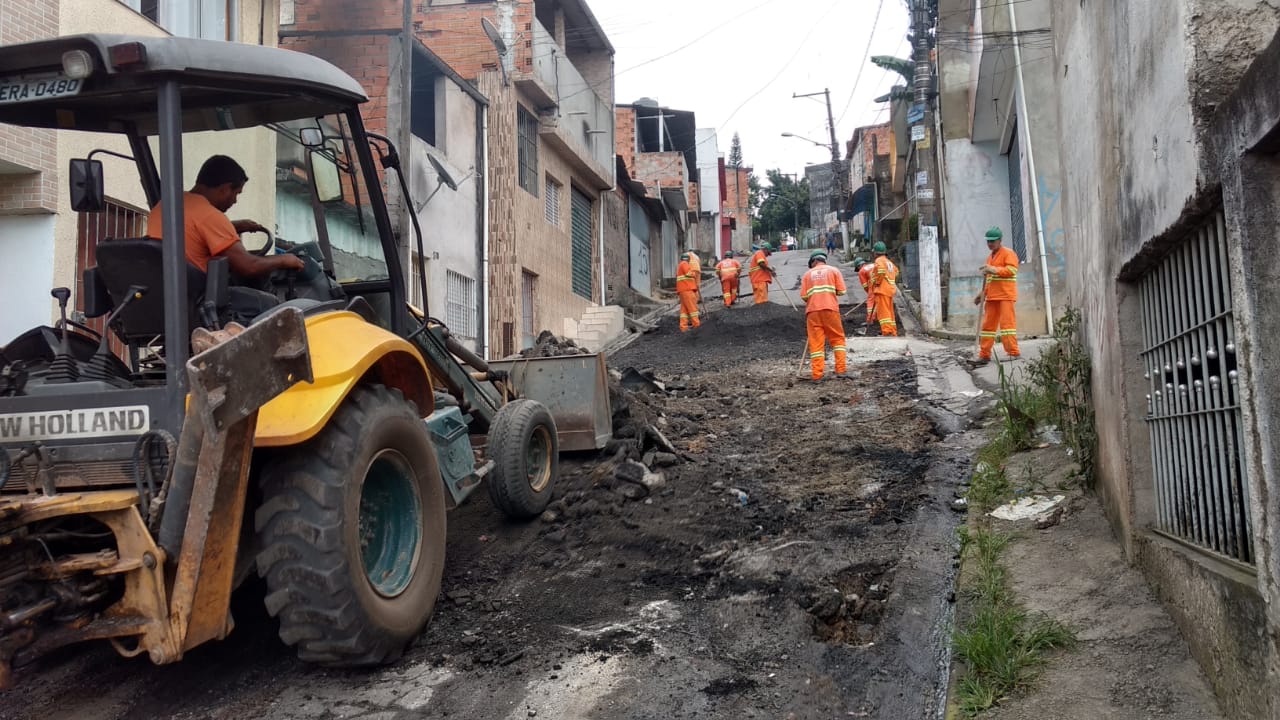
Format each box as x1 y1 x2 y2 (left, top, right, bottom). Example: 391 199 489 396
0 405 150 442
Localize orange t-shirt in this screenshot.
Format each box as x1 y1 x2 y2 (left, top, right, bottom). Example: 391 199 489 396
800 264 847 314
983 246 1020 301
146 192 239 272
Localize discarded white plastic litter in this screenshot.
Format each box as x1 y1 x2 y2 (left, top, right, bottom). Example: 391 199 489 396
989 495 1065 521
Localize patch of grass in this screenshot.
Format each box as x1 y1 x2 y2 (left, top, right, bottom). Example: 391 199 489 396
1025 308 1098 483
951 527 1077 716
967 461 1012 514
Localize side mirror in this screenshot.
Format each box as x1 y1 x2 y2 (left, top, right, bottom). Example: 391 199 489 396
299 127 324 148
309 150 343 203
69 158 105 212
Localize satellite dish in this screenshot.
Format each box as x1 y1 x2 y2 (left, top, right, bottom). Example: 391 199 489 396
481 17 507 55
428 153 459 191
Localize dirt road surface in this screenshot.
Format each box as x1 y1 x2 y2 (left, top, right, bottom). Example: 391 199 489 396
3 259 983 720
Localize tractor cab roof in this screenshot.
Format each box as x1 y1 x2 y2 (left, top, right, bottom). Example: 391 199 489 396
0 34 367 135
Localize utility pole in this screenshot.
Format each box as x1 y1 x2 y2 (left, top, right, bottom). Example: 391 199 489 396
911 0 942 330
793 89 849 255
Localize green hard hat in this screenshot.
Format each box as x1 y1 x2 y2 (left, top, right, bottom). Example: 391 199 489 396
872 241 887 253
985 226 1003 241
724 249 734 258
809 250 827 267
853 257 867 267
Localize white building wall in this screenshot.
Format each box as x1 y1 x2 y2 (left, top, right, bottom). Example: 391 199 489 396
409 80 482 349
0 215 57 344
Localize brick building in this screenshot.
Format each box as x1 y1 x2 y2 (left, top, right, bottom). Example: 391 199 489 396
283 0 615 356
615 101 702 283
278 0 489 353
722 164 753 254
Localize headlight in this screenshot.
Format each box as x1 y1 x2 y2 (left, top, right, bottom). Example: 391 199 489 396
61 49 94 80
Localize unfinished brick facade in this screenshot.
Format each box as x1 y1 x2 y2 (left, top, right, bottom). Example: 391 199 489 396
0 0 59 214
285 0 613 355
722 165 753 252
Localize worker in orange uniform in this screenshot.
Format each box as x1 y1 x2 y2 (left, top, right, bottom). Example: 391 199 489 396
974 226 1020 362
855 256 877 330
869 241 898 336
800 250 848 380
715 250 743 307
748 243 777 305
676 252 701 332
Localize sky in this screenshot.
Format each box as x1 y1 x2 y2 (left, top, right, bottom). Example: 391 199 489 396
583 0 912 184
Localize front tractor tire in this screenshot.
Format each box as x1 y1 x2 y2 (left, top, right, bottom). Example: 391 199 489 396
255 384 446 666
486 398 559 520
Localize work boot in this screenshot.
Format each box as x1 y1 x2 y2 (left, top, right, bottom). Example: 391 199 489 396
966 357 991 369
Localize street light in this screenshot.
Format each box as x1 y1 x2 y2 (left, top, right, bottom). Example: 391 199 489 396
780 132 828 149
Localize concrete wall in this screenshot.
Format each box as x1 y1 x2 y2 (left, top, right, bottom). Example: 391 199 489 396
407 78 483 348
0 215 56 344
940 139 1012 332
1051 0 1280 716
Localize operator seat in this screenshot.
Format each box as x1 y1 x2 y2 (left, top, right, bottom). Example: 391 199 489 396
88 238 216 347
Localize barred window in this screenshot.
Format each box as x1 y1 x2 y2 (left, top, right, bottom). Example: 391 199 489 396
445 269 477 340
545 175 561 226
518 107 539 196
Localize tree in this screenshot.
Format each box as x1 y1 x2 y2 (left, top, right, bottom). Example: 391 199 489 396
728 132 744 169
754 170 810 242
747 172 762 214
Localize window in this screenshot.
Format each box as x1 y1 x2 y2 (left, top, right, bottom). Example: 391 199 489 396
411 52 439 146
521 271 537 349
570 187 593 299
445 270 477 340
75 201 146 360
544 175 561 226
1140 209 1252 563
1006 118 1029 262
120 0 237 41
409 252 425 309
518 107 539 196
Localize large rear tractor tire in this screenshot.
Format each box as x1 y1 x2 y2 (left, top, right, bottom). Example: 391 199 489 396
486 399 559 520
255 384 446 666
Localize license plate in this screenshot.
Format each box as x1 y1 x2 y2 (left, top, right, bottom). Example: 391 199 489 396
0 76 82 104
0 405 150 442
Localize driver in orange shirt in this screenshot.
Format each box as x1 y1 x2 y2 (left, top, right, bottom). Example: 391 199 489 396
147 155 304 322
148 155 304 277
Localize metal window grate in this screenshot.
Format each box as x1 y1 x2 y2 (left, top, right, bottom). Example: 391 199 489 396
517 107 539 196
75 200 146 361
1006 118 1028 262
570 187 593 300
1139 209 1253 563
545 175 561 226
521 270 536 349
445 269 477 340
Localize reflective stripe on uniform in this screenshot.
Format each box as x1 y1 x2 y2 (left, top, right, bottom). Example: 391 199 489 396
802 284 840 299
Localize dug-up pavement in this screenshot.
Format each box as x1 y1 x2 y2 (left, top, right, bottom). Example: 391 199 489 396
0 251 1225 719
963 355 1225 719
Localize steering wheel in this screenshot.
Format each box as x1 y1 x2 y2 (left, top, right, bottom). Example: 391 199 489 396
240 228 275 256
270 248 325 301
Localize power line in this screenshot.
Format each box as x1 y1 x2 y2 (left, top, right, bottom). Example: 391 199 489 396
717 0 844 130
833 0 886 128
